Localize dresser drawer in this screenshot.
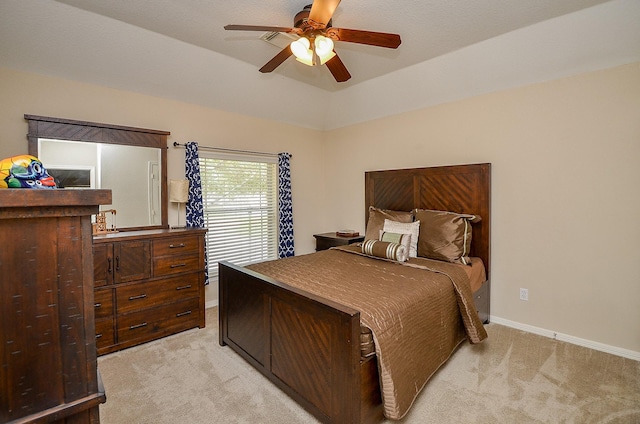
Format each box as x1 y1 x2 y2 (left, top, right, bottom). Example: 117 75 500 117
116 273 200 314
117 298 199 343
152 235 201 257
153 255 201 277
95 317 115 350
94 288 114 319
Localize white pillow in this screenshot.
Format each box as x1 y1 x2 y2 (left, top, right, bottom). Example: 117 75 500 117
383 219 420 258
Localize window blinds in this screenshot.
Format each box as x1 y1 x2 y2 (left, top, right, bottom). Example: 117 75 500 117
200 153 278 278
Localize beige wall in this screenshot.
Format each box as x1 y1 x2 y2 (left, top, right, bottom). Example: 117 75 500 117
1 64 638 356
0 67 327 306
323 63 640 354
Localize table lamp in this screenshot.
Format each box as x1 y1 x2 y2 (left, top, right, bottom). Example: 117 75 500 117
169 179 189 229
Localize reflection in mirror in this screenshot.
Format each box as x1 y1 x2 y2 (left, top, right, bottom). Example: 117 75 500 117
38 139 162 228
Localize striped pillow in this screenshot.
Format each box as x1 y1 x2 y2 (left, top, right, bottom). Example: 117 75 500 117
362 239 408 262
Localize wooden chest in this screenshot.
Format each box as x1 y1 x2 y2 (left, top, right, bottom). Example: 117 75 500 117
0 189 110 423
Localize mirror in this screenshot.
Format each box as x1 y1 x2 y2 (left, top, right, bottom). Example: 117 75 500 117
26 115 169 231
38 139 162 228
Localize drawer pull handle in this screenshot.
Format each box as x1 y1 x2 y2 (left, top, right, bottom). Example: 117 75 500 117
176 310 192 318
169 243 186 248
129 322 148 330
94 303 102 308
107 258 112 273
170 263 187 268
128 294 147 301
176 284 192 291
96 333 103 339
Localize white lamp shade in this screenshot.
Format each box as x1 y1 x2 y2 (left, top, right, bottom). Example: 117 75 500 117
314 36 334 56
169 179 189 203
291 38 313 66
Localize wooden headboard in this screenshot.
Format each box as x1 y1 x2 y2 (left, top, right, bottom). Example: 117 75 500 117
365 163 491 278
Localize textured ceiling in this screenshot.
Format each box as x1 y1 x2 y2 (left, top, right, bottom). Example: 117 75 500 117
50 0 612 92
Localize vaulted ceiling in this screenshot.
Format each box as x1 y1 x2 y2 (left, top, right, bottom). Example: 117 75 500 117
1 0 638 129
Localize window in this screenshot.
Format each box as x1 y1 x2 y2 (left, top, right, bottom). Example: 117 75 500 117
200 152 278 279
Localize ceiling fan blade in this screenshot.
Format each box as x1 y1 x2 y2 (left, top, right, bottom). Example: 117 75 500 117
326 28 401 49
259 45 293 73
309 0 341 28
224 24 300 35
325 53 351 82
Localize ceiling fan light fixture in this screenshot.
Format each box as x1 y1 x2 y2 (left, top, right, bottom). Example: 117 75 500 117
314 35 333 55
290 37 313 66
225 1 401 82
314 35 336 64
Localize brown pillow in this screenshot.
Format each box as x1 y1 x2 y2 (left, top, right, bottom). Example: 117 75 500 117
413 209 481 265
364 206 413 241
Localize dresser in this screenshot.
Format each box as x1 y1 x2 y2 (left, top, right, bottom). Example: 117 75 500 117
0 189 111 424
92 228 207 355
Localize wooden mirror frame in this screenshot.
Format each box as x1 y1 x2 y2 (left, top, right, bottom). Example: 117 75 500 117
25 114 169 231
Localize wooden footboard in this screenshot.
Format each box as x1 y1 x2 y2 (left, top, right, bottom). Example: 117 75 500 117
219 261 382 423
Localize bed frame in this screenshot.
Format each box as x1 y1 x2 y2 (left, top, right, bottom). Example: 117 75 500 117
219 163 491 423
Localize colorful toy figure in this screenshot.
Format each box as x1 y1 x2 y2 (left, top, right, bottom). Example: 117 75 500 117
0 155 57 189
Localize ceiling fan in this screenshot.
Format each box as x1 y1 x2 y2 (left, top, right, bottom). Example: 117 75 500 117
224 0 401 82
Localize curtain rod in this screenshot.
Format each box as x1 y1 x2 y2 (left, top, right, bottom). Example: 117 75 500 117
172 142 282 158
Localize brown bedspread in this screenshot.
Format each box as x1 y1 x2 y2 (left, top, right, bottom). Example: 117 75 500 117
246 246 487 420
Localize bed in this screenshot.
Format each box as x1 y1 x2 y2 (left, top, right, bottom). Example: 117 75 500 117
219 163 491 423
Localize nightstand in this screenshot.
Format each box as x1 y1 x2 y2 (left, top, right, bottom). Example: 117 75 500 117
313 232 365 251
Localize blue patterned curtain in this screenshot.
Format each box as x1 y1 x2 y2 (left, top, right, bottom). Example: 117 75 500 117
278 152 294 258
185 141 209 284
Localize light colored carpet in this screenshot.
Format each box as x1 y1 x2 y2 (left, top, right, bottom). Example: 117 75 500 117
98 308 640 423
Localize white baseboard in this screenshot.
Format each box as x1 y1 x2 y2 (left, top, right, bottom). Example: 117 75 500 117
490 315 640 361
205 300 218 309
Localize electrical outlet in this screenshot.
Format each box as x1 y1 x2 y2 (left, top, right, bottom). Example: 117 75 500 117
519 288 529 301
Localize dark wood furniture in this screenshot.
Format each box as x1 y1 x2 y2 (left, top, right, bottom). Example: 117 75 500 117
92 228 207 355
365 163 492 321
314 232 365 251
219 163 491 423
364 164 491 280
25 114 170 231
0 189 111 424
